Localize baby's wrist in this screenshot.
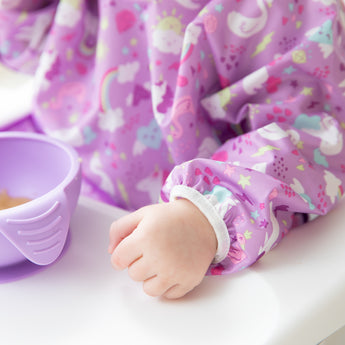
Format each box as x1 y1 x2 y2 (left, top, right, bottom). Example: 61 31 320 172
169 185 230 263
171 198 217 259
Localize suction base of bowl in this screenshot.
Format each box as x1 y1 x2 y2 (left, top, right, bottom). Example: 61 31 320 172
0 232 70 284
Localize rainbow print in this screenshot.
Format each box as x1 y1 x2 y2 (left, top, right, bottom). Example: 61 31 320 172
180 43 194 65
100 67 119 112
79 39 96 57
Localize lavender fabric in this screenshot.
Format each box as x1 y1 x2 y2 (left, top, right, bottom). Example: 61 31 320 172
1 0 344 274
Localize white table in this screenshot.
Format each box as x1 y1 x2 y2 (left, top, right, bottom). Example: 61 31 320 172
0 64 34 129
0 196 345 345
1 64 345 345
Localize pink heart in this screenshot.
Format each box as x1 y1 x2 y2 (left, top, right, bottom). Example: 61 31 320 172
212 150 228 162
205 167 213 176
195 168 202 176
273 106 282 114
219 74 230 88
213 176 220 185
267 113 274 120
203 176 210 185
75 62 87 75
292 149 299 155
116 10 136 33
278 116 286 122
285 108 292 116
282 17 289 25
177 75 188 87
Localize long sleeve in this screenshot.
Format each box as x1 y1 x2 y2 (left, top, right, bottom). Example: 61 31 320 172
160 0 345 275
0 0 343 232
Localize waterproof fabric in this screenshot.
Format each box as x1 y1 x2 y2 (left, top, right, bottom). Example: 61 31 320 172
1 0 344 273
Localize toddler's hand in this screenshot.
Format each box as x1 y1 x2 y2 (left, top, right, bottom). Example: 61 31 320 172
108 199 217 299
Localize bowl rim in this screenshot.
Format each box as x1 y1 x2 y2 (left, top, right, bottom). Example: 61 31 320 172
0 131 81 210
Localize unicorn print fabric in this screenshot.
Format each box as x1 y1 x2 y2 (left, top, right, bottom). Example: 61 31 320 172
1 0 344 274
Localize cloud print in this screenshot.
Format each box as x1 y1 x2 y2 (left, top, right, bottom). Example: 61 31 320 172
293 114 321 130
117 61 140 83
98 108 124 132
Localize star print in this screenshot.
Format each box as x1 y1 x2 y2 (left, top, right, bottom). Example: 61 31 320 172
238 174 251 189
297 141 304 149
283 66 296 75
259 219 269 228
301 87 313 96
215 4 224 12
244 230 252 239
224 165 235 177
251 210 259 219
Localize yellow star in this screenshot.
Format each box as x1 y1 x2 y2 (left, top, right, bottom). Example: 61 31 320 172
296 140 304 149
238 174 251 189
301 87 313 96
244 230 252 239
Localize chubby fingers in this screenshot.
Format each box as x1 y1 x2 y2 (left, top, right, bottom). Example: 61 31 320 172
108 209 144 254
110 228 143 270
127 256 156 282
142 277 191 299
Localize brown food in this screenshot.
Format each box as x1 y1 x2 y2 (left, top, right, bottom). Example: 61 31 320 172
0 189 31 210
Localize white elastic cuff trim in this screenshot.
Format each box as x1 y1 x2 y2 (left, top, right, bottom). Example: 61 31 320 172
170 185 230 263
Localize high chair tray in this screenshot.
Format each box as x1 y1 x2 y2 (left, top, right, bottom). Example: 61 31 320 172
0 196 344 345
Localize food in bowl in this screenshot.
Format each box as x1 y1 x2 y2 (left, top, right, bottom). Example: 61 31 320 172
0 189 31 210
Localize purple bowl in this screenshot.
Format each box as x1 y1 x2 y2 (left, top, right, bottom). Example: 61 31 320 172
0 132 81 267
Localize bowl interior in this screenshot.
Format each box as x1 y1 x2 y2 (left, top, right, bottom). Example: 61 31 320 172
0 136 72 200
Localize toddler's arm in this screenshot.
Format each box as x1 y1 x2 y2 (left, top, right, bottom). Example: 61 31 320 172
108 0 345 299
109 199 217 299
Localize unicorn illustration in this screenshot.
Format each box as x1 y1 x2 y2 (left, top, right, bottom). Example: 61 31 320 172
90 151 115 196
258 201 280 255
227 0 268 38
136 166 168 203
